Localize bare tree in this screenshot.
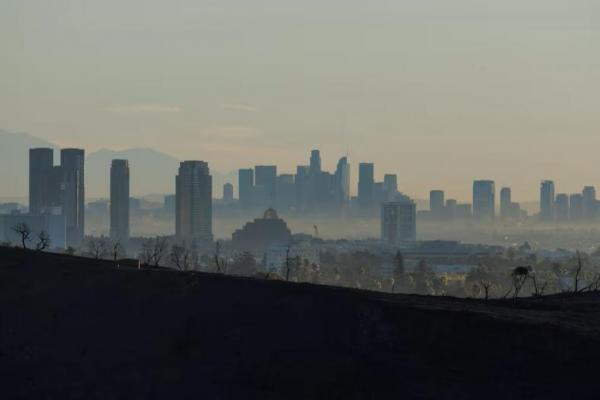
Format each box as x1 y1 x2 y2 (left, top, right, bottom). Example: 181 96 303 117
511 266 530 298
86 236 108 259
285 246 291 281
170 243 192 271
110 239 125 262
11 223 31 249
35 231 50 251
214 241 227 273
140 236 169 267
573 250 583 293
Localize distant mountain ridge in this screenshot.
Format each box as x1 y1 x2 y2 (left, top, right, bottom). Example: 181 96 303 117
0 130 236 201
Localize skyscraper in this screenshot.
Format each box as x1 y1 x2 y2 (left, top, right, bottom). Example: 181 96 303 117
539 180 555 221
276 174 295 210
309 150 321 176
334 156 350 204
383 174 398 201
238 168 254 209
381 200 417 245
569 193 583 222
110 159 130 242
176 161 213 244
29 148 54 215
582 186 597 221
295 165 310 212
358 163 374 208
500 187 511 219
555 193 569 222
255 165 277 207
473 180 495 220
60 148 85 247
222 183 234 204
429 190 445 219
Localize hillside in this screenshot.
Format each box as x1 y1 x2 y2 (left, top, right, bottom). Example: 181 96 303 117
1 246 600 399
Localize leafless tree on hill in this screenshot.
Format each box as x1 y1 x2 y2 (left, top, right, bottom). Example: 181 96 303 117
11 223 31 249
35 231 50 251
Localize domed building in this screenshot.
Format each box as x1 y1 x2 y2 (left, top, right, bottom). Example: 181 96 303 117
232 208 292 254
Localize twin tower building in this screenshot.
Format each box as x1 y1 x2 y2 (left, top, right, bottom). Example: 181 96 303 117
30 148 213 249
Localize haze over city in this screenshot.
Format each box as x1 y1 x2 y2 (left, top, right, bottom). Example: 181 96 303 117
2 1 600 200
3 2 600 399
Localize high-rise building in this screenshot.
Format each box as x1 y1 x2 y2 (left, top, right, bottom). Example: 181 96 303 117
309 150 321 176
175 161 213 244
381 200 417 245
445 199 457 220
164 194 176 213
110 159 130 242
569 193 583 222
60 148 85 247
500 187 512 219
456 203 472 219
238 168 254 209
582 186 597 220
295 165 310 212
358 163 374 208
383 174 398 201
334 156 350 204
276 174 295 211
540 180 555 221
222 183 234 204
29 148 54 215
429 190 445 219
255 165 277 207
555 193 569 222
473 180 495 220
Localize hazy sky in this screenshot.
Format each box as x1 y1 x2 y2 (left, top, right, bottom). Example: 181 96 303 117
1 0 599 200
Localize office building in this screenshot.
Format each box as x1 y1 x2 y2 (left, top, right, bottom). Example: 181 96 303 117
238 168 254 209
110 159 130 242
358 163 374 208
429 190 445 219
175 161 213 244
60 148 85 247
473 180 495 220
540 180 555 221
555 193 569 222
222 183 234 204
381 200 417 245
582 186 597 220
29 148 54 215
276 174 295 211
383 174 398 201
334 156 350 204
255 165 277 207
569 194 583 222
500 187 511 219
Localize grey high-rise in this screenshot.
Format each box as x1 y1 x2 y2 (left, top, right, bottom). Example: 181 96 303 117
429 190 445 219
540 180 555 221
110 159 130 242
60 148 85 247
238 168 254 209
29 148 54 214
176 161 213 244
500 187 512 219
334 156 350 204
358 163 374 208
473 180 495 220
255 165 277 207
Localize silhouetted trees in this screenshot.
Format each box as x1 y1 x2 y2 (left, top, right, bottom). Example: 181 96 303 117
140 236 169 266
11 223 31 249
35 231 50 251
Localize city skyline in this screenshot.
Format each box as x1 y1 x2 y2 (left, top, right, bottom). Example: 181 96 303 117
2 1 600 200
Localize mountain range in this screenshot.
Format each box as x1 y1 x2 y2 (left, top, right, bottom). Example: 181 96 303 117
0 129 236 201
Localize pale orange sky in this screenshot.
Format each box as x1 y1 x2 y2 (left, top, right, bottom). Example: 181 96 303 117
1 0 599 201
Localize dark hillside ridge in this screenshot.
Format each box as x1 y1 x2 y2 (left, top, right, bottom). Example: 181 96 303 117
1 246 600 399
